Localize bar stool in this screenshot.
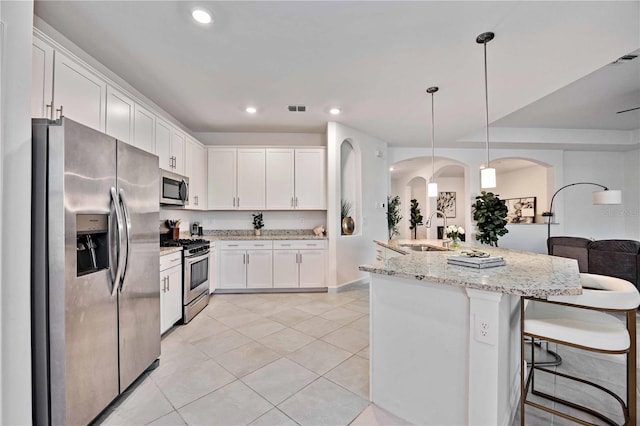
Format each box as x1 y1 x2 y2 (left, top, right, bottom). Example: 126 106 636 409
521 273 640 425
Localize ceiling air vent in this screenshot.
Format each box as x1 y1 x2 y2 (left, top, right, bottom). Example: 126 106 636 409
288 105 306 112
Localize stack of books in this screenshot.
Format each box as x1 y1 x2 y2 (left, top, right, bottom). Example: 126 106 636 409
447 255 506 269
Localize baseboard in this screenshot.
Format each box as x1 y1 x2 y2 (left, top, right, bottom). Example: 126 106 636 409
328 277 370 293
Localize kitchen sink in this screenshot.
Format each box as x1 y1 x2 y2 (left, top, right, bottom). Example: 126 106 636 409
399 244 449 252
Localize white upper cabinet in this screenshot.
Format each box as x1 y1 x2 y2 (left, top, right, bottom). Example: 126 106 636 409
266 149 295 209
208 148 237 210
31 37 54 119
265 148 326 210
294 149 326 209
236 149 266 210
156 118 188 174
185 138 207 210
208 148 266 210
133 104 155 153
53 51 107 132
155 118 173 171
106 85 134 144
171 129 186 175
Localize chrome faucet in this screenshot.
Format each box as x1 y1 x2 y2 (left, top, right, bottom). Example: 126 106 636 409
425 210 449 248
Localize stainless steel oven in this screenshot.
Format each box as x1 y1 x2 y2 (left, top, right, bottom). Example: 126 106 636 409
183 243 210 323
160 169 189 206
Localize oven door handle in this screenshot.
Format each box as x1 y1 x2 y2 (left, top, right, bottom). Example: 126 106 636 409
110 187 124 297
118 188 133 291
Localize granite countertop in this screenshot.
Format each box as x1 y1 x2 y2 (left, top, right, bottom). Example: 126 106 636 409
361 242 581 297
181 229 328 241
160 247 182 255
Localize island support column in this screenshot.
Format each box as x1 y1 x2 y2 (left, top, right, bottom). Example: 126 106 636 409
466 288 520 426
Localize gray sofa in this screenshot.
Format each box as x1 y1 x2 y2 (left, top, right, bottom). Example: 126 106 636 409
547 237 640 289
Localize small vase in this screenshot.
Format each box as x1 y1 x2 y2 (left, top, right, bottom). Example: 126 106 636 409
450 236 461 249
255 229 261 236
342 217 355 235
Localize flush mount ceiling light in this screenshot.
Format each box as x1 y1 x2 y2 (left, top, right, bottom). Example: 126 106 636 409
477 31 497 189
192 9 212 24
426 86 439 198
329 107 342 115
245 106 257 114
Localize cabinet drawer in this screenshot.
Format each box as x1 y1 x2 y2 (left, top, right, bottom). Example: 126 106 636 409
220 240 273 250
160 251 182 271
273 240 327 250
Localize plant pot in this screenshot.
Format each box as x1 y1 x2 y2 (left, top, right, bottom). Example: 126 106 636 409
342 216 355 235
255 229 261 236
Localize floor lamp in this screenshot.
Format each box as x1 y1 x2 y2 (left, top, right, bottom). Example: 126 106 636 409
546 182 622 253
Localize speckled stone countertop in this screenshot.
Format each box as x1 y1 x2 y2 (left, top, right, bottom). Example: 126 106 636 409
362 242 581 297
179 229 327 241
160 247 182 255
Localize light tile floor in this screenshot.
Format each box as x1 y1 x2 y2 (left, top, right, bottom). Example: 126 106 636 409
97 285 372 426
96 284 638 426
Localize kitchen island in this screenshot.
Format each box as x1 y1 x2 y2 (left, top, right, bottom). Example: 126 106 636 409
359 242 581 426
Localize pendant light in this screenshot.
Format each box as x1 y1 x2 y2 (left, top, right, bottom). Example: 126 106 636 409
427 86 439 197
477 31 496 189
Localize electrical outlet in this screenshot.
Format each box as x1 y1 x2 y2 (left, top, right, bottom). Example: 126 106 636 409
474 315 494 345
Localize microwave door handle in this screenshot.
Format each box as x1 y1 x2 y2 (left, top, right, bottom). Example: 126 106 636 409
110 187 124 296
180 180 188 203
118 188 133 290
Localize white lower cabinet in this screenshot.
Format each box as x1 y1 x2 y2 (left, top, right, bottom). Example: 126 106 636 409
209 247 216 294
218 241 274 289
160 251 183 334
273 240 326 288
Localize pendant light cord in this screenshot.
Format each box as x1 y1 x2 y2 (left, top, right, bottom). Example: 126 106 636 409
483 40 490 169
431 92 435 182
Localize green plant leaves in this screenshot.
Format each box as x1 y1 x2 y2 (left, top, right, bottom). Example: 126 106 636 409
471 191 508 247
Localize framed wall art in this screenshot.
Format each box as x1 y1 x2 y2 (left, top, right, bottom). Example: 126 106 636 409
504 197 536 224
437 191 456 218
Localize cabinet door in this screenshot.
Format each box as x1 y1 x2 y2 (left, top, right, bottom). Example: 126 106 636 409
133 104 155 153
208 148 237 209
219 250 246 289
53 51 107 132
273 250 299 288
237 149 266 210
295 149 326 209
266 149 295 210
172 129 186 175
155 118 172 171
184 139 195 209
246 250 273 288
106 85 134 144
161 265 183 334
299 250 325 287
31 38 54 118
194 143 207 210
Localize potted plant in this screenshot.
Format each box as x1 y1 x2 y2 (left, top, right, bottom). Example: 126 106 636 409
387 195 402 240
341 199 355 235
409 198 423 240
471 191 508 247
252 212 264 236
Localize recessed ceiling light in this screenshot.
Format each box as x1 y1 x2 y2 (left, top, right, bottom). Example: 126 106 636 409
329 107 341 115
245 106 257 114
192 9 212 24
389 167 394 171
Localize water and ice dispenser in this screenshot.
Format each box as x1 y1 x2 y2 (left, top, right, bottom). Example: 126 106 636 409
76 214 109 276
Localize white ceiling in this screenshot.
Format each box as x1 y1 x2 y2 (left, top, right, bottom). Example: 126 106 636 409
34 1 640 147
494 50 640 131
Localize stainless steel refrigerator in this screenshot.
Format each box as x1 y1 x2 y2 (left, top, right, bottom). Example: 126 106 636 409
32 117 160 425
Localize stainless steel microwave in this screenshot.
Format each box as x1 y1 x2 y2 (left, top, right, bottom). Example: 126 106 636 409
160 169 189 206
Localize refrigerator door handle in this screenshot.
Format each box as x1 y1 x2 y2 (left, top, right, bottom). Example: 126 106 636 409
119 188 133 290
110 187 124 296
